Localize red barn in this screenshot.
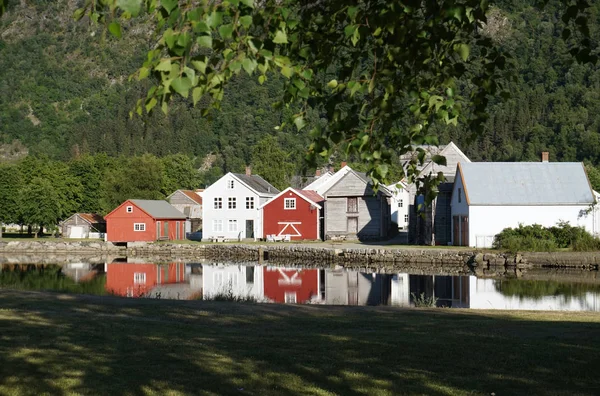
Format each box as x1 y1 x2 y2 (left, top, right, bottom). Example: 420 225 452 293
263 267 320 304
105 262 187 297
104 199 187 243
261 187 323 240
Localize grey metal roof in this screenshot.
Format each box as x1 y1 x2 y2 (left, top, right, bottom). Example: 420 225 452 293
232 173 280 195
130 200 187 219
459 162 595 205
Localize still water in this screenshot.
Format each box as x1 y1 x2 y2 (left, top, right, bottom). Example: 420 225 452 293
1 262 600 312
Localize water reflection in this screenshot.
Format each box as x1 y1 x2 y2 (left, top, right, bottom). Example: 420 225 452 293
1 262 600 312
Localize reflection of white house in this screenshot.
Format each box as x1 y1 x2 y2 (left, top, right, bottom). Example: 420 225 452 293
390 274 470 308
387 181 410 229
202 264 264 300
325 270 392 305
468 278 600 312
452 159 597 247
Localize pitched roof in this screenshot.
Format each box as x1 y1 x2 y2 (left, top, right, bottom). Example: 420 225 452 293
458 162 595 205
302 171 335 191
321 166 392 197
181 190 203 205
78 213 106 224
306 166 353 195
418 142 470 178
258 187 323 209
231 173 280 195
130 199 187 219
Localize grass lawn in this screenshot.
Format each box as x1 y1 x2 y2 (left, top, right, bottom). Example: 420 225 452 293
1 290 599 395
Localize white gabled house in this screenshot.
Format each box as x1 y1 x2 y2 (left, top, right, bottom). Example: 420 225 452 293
387 180 410 230
451 160 597 248
202 169 279 241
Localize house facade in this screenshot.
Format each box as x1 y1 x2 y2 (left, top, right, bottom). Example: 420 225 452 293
320 167 391 240
451 161 597 248
104 199 187 243
202 264 265 300
167 190 203 233
387 181 410 230
60 213 106 238
261 187 323 240
202 171 279 241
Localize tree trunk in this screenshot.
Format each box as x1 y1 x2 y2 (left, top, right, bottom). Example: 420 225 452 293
0 221 3 239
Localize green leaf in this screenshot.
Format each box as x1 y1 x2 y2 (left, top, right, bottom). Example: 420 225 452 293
73 8 85 21
431 155 447 166
138 67 150 80
258 75 266 85
242 58 257 75
456 43 470 61
280 66 293 78
160 0 178 14
327 79 338 88
108 22 122 38
155 59 172 71
219 24 234 39
171 77 193 97
294 116 306 131
240 0 254 8
192 87 204 105
117 0 142 16
273 30 288 44
207 11 223 28
197 35 213 48
145 97 157 113
191 60 207 74
240 15 252 29
351 28 360 46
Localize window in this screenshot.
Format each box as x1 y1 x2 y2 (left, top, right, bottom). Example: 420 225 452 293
228 219 238 232
404 214 409 223
246 197 254 209
214 197 222 209
228 197 237 209
285 292 297 304
347 197 358 213
213 219 223 232
134 273 146 284
398 199 403 208
133 223 146 232
227 180 234 189
284 198 296 210
458 188 462 203
126 206 133 213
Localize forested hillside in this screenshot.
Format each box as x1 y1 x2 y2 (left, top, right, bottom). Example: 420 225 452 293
0 0 599 178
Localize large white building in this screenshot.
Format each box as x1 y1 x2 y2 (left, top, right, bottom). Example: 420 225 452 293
202 170 279 241
451 161 598 248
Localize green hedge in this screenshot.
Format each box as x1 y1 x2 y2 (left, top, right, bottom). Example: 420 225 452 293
493 222 600 252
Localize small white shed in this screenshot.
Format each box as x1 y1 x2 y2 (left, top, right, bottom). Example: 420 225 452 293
451 162 597 248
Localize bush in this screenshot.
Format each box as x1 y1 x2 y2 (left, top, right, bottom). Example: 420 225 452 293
493 222 600 252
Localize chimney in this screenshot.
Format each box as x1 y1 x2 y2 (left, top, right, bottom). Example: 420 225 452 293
315 169 321 177
541 152 549 163
245 166 252 176
341 161 347 168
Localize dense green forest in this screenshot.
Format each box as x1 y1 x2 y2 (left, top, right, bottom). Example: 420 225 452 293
0 0 599 229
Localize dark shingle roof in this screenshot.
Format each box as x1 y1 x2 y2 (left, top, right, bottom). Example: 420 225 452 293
130 200 187 219
232 173 279 195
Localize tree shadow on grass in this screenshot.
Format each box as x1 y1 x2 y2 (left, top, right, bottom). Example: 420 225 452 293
0 290 599 395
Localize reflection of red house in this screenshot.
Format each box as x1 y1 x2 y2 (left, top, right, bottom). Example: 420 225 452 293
260 187 323 240
105 199 187 243
263 267 319 303
106 263 186 297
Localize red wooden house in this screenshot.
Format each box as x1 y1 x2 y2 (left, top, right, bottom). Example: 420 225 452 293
104 199 187 243
105 262 187 297
263 267 320 304
260 187 324 240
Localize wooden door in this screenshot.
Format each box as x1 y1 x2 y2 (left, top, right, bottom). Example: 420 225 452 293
246 220 254 238
347 217 358 233
156 221 161 239
460 216 469 247
164 222 169 239
453 216 460 246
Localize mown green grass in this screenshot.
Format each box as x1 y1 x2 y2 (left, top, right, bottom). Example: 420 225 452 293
1 290 599 395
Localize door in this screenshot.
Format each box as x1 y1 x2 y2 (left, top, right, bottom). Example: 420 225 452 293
246 220 254 238
164 222 169 239
460 216 469 247
347 217 358 234
176 221 180 240
156 221 161 239
453 216 459 246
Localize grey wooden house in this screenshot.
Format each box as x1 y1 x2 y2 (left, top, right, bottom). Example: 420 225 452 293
320 167 392 241
167 189 203 232
60 213 106 239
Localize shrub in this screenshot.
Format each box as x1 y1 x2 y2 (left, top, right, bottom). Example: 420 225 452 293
493 222 600 252
411 292 438 307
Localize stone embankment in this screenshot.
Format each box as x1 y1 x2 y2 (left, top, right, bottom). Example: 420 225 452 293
0 241 599 274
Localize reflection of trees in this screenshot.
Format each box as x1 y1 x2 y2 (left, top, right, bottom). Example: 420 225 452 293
0 265 106 295
494 279 600 302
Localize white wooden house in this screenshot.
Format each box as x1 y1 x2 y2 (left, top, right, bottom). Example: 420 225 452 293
167 189 203 233
202 169 279 241
387 180 410 230
451 161 597 248
202 264 265 300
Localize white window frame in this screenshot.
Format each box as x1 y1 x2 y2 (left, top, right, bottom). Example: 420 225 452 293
228 197 237 209
284 198 296 210
284 291 297 304
227 180 234 189
246 196 254 209
134 273 146 284
134 223 146 232
458 188 462 203
398 199 403 208
126 206 133 213
213 219 223 232
404 214 409 223
228 219 238 232
214 197 222 209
